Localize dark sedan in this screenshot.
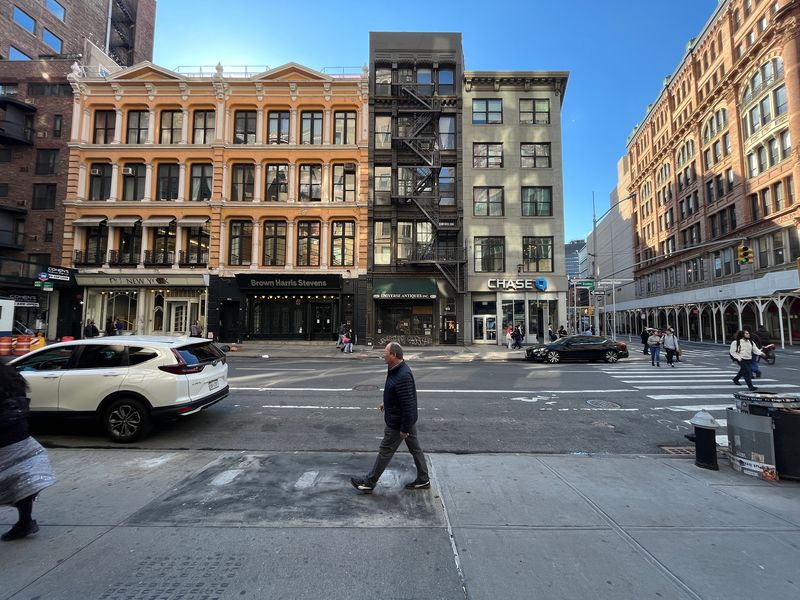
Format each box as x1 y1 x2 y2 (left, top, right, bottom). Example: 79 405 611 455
525 335 629 363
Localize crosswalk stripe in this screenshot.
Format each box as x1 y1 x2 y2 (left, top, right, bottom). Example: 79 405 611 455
623 379 778 384
683 418 728 427
635 383 797 389
662 404 733 411
647 394 737 400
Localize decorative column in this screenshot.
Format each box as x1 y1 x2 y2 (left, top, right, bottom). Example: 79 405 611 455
256 109 264 144
138 226 148 268
112 109 122 144
254 163 263 202
321 221 329 269
109 163 119 201
173 226 183 268
286 221 295 268
289 163 296 202
290 109 297 144
323 109 331 145
77 164 87 200
70 98 81 143
143 163 153 202
81 109 90 143
219 221 227 268
250 221 260 270
360 104 368 144
177 163 186 201
224 109 231 143
322 163 330 202
180 108 189 144
222 164 229 201
146 108 155 144
215 101 225 143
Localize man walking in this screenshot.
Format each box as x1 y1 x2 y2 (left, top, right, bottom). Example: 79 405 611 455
351 342 429 493
730 329 763 391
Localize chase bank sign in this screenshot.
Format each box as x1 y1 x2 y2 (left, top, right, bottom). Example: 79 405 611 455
488 278 548 291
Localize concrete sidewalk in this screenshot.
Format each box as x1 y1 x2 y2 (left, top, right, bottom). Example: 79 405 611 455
1 449 798 599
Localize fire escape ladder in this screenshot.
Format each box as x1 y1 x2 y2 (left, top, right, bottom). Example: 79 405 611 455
434 261 464 293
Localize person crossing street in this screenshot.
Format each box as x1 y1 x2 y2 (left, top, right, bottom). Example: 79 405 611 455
730 329 763 392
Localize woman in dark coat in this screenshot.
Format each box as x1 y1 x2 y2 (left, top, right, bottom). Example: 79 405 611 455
0 363 55 541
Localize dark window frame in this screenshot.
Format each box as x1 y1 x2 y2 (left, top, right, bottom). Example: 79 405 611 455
332 163 356 202
159 110 183 144
89 163 112 200
473 187 504 217
267 111 290 144
331 220 355 266
35 149 58 175
521 186 553 217
300 111 323 145
192 110 215 144
122 163 146 201
473 143 503 168
156 163 179 201
334 111 356 144
228 220 252 266
520 98 551 125
262 220 287 266
472 99 503 124
522 236 554 272
233 110 257 144
298 164 322 201
230 164 255 201
126 110 149 144
473 236 505 272
189 163 213 201
520 143 551 168
265 164 288 202
296 221 321 266
93 110 116 144
32 183 57 209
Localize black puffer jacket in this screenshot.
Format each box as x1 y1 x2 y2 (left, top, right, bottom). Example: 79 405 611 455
0 394 30 448
383 361 418 432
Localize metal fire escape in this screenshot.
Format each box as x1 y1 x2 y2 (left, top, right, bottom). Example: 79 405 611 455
392 83 465 293
108 0 136 66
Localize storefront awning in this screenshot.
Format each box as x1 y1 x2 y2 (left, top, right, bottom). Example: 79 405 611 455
372 277 437 300
142 217 176 227
72 217 107 226
177 216 210 226
107 217 141 227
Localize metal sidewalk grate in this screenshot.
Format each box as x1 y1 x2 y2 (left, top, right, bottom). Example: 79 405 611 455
659 446 695 455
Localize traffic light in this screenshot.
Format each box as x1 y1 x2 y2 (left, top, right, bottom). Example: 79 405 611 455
738 245 752 265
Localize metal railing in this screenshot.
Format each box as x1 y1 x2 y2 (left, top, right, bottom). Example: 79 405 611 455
143 250 174 265
0 120 33 143
108 250 139 266
74 250 104 265
179 250 208 266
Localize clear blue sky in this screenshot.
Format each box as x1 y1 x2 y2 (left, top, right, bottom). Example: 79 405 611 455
153 0 717 242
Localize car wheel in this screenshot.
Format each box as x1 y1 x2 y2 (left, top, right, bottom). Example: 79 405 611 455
546 351 560 364
604 350 619 363
102 397 151 443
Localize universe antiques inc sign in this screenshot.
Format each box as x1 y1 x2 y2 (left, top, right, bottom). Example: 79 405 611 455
235 274 341 290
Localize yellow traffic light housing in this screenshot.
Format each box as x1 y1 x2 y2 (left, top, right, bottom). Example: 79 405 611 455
738 245 752 265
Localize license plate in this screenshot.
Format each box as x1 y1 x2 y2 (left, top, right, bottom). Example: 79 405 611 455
208 379 219 390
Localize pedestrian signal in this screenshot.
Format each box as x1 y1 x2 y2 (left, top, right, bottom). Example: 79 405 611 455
738 245 752 264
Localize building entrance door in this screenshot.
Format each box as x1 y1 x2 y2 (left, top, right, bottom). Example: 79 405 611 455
310 302 334 341
472 315 497 343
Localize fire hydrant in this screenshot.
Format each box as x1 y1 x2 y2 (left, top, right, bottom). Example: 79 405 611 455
685 410 721 470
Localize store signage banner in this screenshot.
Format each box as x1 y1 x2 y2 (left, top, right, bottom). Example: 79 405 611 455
235 274 341 290
488 278 548 291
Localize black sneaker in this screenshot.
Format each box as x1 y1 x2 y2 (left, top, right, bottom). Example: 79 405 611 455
749 386 759 392
732 378 741 386
1 520 38 542
404 478 431 490
350 477 374 492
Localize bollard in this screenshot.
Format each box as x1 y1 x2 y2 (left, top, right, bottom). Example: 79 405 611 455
686 411 721 470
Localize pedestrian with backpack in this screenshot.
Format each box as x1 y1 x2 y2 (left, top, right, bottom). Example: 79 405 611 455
730 329 763 391
647 329 663 367
662 327 680 367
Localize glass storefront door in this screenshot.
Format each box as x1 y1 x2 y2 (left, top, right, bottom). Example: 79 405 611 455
473 315 497 343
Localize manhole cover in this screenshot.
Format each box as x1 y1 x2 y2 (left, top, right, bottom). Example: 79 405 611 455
586 399 621 409
353 384 379 391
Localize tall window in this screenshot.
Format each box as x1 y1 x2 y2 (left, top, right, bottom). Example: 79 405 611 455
228 221 252 265
262 221 286 266
93 110 115 144
332 164 356 202
523 237 554 272
32 184 56 209
334 111 356 144
472 99 502 124
520 143 551 168
45 219 54 241
43 28 62 52
53 114 62 137
374 166 392 205
416 68 432 95
182 226 210 264
375 115 392 149
84 225 108 263
375 68 392 95
159 110 182 144
190 164 213 201
439 166 455 206
438 68 455 95
265 164 288 202
299 165 321 201
331 221 355 266
521 187 553 216
13 7 35 33
192 110 215 144
520 98 550 124
35 149 58 175
373 221 392 265
438 116 456 150
473 187 504 216
126 110 148 144
151 224 175 262
231 164 254 201
156 164 179 201
473 143 503 168
122 163 146 201
474 237 505 272
301 111 323 144
89 164 112 200
233 110 256 144
296 221 321 266
267 111 289 144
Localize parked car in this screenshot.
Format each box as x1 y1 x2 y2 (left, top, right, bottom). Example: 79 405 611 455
10 336 228 442
525 335 629 363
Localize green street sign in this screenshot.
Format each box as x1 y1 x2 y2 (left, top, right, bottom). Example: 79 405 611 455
575 281 595 290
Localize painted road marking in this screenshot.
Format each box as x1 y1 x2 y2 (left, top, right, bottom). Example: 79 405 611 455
261 404 365 409
232 387 635 394
659 404 733 412
634 384 797 389
647 394 736 400
210 469 244 487
294 471 320 490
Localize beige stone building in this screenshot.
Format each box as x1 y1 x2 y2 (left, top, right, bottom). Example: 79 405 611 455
613 0 800 346
462 71 569 345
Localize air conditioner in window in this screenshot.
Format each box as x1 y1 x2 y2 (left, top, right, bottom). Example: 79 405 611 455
122 167 135 175
36 131 48 138
90 168 101 175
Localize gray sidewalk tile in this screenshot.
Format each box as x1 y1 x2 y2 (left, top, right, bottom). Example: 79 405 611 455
539 455 792 528
8 527 464 600
712 483 800 527
455 528 688 600
629 530 800 600
664 458 780 487
432 454 606 527
128 452 444 528
0 526 110 600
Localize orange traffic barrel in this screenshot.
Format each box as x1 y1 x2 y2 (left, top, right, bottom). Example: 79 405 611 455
0 337 12 356
13 336 32 356
61 335 75 342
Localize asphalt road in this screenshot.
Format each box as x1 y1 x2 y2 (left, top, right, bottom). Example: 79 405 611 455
30 344 800 454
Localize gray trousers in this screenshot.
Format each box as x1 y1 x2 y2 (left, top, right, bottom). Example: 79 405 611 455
367 424 428 485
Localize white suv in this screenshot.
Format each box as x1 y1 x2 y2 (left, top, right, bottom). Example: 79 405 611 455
10 336 228 442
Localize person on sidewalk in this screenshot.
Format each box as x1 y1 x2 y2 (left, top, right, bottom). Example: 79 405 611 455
640 328 651 355
662 327 680 367
105 317 115 337
505 326 513 349
748 328 763 379
335 322 347 349
351 342 429 493
647 329 663 367
0 363 55 542
83 320 99 338
730 329 763 391
557 325 567 338
548 327 557 342
340 326 353 353
511 326 524 349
